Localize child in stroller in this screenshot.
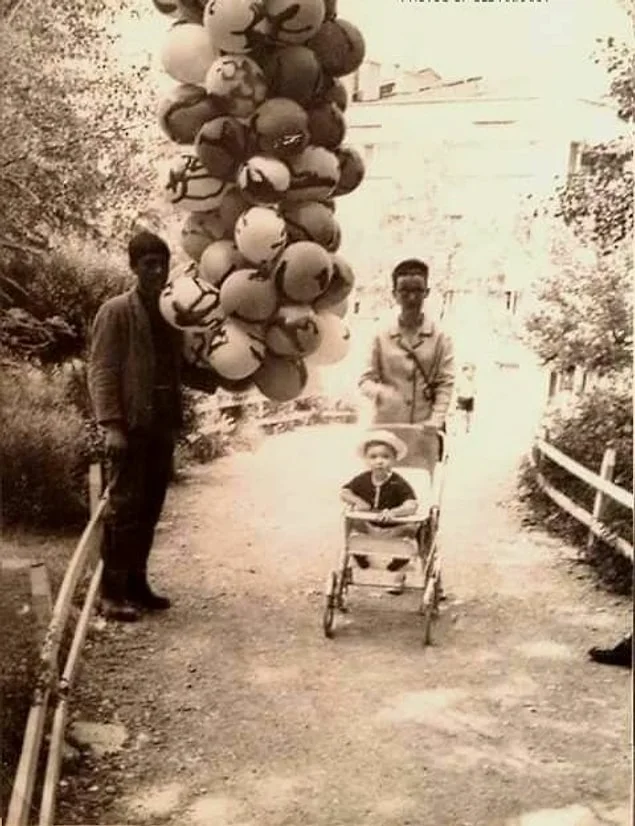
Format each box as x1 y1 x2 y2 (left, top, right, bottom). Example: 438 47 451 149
340 430 419 594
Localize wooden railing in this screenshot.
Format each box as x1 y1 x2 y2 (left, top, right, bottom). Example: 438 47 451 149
6 465 106 826
532 434 633 560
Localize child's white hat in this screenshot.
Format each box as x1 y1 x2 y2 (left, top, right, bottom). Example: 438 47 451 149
357 429 408 461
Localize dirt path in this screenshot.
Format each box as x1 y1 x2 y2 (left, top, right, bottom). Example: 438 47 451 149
57 369 632 826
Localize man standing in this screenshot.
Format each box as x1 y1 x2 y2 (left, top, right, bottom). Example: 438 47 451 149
88 231 215 621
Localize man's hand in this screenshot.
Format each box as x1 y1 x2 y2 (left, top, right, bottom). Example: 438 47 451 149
105 425 128 460
376 385 402 409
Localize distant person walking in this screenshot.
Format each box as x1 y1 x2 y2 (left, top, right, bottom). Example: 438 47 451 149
455 362 477 433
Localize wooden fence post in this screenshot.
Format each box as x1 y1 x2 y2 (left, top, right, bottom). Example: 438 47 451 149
29 563 53 651
586 443 616 556
88 463 103 517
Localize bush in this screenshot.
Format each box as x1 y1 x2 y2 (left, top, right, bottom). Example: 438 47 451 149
519 369 633 593
0 364 92 529
1 243 129 363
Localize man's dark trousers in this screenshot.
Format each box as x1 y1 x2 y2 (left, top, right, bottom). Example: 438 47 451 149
102 426 174 603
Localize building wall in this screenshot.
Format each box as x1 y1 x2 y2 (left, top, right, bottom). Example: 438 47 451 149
336 80 624 333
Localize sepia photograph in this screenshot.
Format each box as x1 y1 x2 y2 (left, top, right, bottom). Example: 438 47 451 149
0 0 632 824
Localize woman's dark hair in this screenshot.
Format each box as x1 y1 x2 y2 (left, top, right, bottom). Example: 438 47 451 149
391 258 429 289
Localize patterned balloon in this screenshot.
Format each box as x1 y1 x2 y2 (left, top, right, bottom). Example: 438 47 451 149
334 145 365 196
219 268 278 321
316 76 347 111
304 310 350 365
161 22 218 86
307 19 365 77
159 274 225 331
177 0 206 22
253 352 308 401
199 239 246 285
285 145 340 201
265 304 322 356
203 0 269 53
237 156 291 203
313 252 354 309
205 55 268 118
249 97 310 159
266 0 325 45
181 188 249 258
274 240 333 302
195 115 248 179
206 319 266 379
307 101 346 149
165 155 236 212
159 85 223 145
282 200 339 250
234 205 287 266
260 46 323 107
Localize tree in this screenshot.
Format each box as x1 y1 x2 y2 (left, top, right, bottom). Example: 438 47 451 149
0 0 160 359
0 0 157 256
522 36 633 375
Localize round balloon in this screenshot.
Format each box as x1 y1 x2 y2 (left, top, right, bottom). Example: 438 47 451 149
253 353 308 401
159 274 225 331
305 311 350 365
326 296 348 318
199 239 246 285
313 252 354 308
266 0 325 45
159 85 223 145
161 22 218 86
207 319 266 379
153 0 181 19
334 145 365 196
285 145 340 201
203 0 269 53
234 205 287 266
274 240 332 302
249 97 310 159
265 304 322 357
177 0 206 22
316 76 347 111
307 19 365 77
183 328 217 367
260 46 323 108
195 115 248 179
205 55 268 118
237 155 291 203
307 101 346 149
181 188 249 258
165 155 235 212
219 268 278 322
282 200 339 249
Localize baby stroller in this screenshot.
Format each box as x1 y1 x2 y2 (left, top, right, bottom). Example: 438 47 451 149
322 424 448 646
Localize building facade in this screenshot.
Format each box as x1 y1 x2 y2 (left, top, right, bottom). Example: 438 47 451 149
335 63 625 351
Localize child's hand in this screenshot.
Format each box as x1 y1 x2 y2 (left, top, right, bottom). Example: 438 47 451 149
377 509 391 523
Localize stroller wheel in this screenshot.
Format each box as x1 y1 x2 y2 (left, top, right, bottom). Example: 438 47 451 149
323 572 338 638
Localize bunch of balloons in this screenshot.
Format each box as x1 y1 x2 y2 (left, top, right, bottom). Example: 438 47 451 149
152 0 366 401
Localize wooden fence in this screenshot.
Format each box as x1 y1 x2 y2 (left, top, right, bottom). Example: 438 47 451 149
532 433 633 560
6 465 106 826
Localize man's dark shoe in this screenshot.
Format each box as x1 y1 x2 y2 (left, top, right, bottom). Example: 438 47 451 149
100 598 139 622
129 583 171 610
588 635 632 668
128 573 171 611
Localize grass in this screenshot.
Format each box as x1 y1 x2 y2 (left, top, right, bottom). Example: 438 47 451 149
0 532 77 819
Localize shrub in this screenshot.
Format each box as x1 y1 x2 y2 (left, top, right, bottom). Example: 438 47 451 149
0 243 129 363
0 364 91 529
519 369 633 593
